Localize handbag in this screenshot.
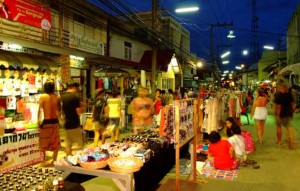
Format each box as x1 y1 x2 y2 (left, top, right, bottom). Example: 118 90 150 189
100 116 109 126
99 102 109 126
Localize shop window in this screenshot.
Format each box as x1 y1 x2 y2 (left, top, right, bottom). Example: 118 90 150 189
124 41 132 60
162 78 173 90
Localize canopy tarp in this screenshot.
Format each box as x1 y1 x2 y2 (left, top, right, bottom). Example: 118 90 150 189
278 63 300 75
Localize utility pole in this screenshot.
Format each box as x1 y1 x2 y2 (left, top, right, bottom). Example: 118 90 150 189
151 0 158 93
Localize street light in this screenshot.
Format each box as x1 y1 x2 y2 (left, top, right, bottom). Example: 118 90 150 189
242 50 248 56
197 61 203 68
227 30 236 38
175 6 199 13
263 45 274 50
220 51 231 58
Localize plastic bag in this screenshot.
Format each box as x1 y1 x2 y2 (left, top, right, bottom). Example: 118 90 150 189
83 118 94 131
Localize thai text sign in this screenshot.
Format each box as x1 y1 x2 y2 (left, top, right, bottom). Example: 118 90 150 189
69 32 105 55
0 129 44 173
0 0 52 30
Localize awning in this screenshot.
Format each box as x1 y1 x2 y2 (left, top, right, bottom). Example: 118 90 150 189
0 50 22 68
278 63 300 75
139 49 174 71
0 50 57 70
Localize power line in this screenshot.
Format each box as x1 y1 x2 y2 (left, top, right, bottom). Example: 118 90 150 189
232 27 299 39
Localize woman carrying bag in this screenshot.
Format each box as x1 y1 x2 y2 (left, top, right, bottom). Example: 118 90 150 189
92 89 109 147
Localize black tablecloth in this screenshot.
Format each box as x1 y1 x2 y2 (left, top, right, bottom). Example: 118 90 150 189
65 144 188 191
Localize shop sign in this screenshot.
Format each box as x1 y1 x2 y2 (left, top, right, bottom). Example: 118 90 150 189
60 55 71 83
69 32 104 55
0 0 52 30
0 130 44 173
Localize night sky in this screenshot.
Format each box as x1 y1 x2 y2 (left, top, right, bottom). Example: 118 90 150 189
90 0 300 71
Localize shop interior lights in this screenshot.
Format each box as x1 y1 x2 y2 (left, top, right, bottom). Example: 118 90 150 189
70 55 85 61
0 43 23 51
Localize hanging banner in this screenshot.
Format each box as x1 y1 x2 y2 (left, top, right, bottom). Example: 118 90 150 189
0 0 52 30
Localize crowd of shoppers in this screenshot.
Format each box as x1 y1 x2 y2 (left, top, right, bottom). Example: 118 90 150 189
37 79 298 167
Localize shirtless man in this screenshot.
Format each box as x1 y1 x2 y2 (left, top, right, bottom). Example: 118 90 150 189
37 80 61 163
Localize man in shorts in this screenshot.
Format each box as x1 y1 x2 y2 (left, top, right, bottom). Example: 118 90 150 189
275 82 295 149
61 82 84 155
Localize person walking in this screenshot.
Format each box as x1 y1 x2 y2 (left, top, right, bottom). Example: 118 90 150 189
275 82 295 149
92 88 109 147
107 91 122 142
60 82 84 155
251 88 268 145
37 80 61 164
130 87 154 134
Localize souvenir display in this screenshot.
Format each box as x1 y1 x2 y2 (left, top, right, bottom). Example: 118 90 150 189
3 69 13 96
13 70 21 95
21 71 29 97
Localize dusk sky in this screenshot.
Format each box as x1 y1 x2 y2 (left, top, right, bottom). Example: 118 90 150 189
91 0 300 71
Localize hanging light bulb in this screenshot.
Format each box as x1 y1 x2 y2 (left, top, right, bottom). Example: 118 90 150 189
227 30 236 38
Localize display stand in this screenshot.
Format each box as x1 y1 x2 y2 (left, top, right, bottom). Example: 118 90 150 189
174 99 206 191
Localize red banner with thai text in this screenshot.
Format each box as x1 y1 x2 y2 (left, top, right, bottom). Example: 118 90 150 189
0 0 52 30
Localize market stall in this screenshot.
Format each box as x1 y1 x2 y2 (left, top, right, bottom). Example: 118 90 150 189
54 98 197 191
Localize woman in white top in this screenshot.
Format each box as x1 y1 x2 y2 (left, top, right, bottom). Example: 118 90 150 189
226 117 246 160
251 88 268 145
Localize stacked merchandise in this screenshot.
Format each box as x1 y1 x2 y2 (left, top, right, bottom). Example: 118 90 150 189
0 166 64 191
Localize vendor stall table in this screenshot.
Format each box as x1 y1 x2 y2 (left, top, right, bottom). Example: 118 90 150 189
0 129 43 173
55 164 134 191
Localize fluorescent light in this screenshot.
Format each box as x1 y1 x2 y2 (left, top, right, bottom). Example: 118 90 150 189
222 60 229 64
70 55 85 61
222 74 226 76
224 70 229 73
263 45 274 50
221 51 231 58
175 7 199 13
235 66 242 70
